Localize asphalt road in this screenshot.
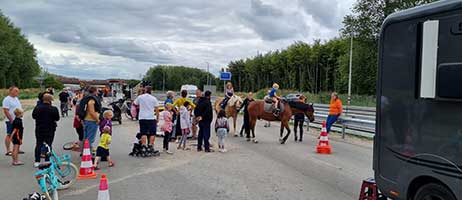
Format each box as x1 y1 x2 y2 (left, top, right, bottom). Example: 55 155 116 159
0 107 373 200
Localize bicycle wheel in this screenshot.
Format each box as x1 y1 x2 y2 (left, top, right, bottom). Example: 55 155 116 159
63 142 76 150
124 110 133 120
57 162 78 190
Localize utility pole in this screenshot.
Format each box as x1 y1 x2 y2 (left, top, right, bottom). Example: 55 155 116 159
162 69 165 92
347 36 353 115
298 65 301 92
206 62 210 86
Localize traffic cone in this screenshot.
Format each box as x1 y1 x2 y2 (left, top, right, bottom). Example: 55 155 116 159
316 121 332 154
97 174 110 200
77 139 97 179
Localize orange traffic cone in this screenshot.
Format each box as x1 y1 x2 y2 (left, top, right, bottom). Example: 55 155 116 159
316 121 332 154
97 174 110 200
77 139 97 179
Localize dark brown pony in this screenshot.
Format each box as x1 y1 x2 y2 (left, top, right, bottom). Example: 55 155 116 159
247 100 315 144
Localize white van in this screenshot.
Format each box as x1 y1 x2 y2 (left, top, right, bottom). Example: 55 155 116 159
180 84 198 99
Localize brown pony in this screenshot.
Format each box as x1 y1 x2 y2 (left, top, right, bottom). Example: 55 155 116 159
214 96 243 136
247 100 315 144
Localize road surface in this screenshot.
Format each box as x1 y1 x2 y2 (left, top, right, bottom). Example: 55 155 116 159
0 108 373 200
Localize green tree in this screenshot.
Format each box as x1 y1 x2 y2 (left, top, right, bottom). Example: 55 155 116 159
43 75 64 90
145 65 216 91
0 11 40 88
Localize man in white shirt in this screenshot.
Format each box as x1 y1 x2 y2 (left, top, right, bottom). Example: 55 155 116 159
3 86 22 156
133 86 160 155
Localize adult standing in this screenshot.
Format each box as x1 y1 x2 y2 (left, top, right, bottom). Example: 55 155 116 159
133 86 160 155
81 86 102 152
326 92 343 133
194 90 213 152
293 95 306 142
239 92 254 139
32 94 59 167
173 90 195 140
59 88 70 117
191 88 202 138
3 86 22 156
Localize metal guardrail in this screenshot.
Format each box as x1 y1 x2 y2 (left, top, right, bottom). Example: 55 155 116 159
309 104 376 138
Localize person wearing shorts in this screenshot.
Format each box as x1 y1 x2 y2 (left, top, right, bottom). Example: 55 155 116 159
133 86 159 152
11 108 24 165
3 86 22 156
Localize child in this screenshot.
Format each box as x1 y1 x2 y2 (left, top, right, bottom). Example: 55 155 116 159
178 101 191 150
73 104 83 148
221 82 234 109
11 108 24 166
99 110 113 136
268 83 280 114
94 126 114 170
160 103 174 154
215 110 229 153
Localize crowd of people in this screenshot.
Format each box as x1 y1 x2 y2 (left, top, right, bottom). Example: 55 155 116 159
2 82 342 168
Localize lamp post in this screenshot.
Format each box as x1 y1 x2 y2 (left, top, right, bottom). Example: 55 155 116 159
347 36 353 116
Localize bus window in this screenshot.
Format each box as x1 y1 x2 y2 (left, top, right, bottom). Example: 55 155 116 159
420 20 439 99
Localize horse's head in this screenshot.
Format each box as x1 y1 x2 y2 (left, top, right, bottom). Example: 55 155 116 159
231 96 243 110
304 103 315 122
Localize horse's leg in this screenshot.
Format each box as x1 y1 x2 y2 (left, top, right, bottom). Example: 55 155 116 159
279 123 284 142
249 116 258 143
281 121 291 144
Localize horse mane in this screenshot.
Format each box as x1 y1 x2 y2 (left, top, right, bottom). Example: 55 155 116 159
288 101 310 110
228 95 242 106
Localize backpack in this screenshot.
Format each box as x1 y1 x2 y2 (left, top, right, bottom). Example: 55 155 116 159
77 95 99 120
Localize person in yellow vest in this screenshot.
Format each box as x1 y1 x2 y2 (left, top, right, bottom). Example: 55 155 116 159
326 92 343 133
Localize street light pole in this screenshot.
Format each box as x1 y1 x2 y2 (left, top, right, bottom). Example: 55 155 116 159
347 36 353 115
206 62 210 86
162 69 165 92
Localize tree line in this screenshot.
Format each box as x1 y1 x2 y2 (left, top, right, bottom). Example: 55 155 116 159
0 11 41 89
228 0 436 95
145 65 218 91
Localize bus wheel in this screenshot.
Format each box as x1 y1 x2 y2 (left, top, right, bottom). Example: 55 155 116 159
414 183 456 200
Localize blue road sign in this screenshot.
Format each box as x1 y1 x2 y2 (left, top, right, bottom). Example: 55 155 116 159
220 72 232 80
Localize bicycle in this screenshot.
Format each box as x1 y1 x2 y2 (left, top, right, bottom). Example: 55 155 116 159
34 162 60 200
41 142 78 190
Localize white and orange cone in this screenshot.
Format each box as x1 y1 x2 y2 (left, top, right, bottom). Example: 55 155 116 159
316 121 332 154
97 174 110 200
77 139 97 179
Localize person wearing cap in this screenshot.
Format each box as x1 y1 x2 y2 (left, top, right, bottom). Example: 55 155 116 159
32 93 60 168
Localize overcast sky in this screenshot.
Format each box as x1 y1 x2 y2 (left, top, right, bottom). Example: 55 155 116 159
0 0 355 79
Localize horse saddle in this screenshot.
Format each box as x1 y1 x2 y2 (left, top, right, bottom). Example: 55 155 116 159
263 96 284 114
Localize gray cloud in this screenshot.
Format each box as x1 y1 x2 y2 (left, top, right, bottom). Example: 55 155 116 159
299 0 341 28
0 0 353 79
237 0 309 41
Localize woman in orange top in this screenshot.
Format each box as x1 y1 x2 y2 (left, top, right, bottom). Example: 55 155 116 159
326 92 342 133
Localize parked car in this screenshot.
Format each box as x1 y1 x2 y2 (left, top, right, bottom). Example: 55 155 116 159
284 93 303 102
